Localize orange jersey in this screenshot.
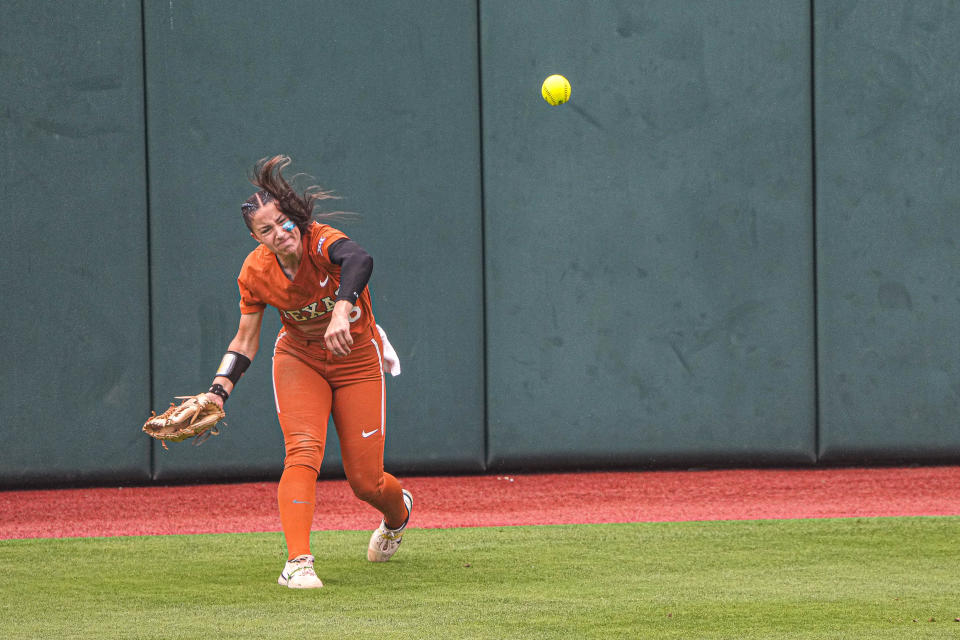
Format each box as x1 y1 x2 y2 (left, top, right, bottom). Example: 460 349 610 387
237 222 376 343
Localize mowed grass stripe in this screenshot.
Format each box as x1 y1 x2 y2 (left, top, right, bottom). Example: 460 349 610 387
0 517 957 639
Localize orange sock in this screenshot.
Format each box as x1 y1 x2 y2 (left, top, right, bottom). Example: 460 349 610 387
277 465 318 560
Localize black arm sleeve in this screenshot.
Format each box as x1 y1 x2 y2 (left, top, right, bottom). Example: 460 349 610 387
327 238 373 304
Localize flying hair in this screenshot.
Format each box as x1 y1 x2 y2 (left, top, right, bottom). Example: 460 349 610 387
240 155 350 232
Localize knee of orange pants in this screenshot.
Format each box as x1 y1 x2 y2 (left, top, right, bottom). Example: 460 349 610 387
282 432 325 472
347 472 385 504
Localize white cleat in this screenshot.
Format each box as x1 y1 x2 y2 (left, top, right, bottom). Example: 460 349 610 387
278 554 323 589
367 489 413 562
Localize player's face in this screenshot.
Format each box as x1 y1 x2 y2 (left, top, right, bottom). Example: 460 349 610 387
250 202 301 255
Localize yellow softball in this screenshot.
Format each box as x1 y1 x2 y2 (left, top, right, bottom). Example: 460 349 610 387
541 74 571 106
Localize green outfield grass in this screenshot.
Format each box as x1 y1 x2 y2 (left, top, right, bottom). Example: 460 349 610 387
1 517 957 639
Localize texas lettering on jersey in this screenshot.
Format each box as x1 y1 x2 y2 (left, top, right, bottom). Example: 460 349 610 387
280 298 362 323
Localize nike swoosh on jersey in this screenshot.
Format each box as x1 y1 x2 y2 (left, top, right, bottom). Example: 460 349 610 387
319 275 329 287
361 428 379 438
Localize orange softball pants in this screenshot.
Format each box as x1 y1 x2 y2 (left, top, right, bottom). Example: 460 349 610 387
272 326 407 557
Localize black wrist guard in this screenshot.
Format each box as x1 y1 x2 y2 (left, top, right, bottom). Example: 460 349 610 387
208 383 229 402
215 351 251 384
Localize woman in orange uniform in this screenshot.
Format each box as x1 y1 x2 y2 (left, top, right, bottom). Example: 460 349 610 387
203 155 411 589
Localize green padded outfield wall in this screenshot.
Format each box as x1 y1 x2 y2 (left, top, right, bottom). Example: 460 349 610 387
815 2 960 462
144 0 485 480
7 2 960 490
481 1 817 469
0 2 151 486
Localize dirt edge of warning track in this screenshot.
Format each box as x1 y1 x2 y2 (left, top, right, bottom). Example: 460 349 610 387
1 466 958 540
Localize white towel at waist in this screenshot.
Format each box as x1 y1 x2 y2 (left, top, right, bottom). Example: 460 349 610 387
376 324 401 376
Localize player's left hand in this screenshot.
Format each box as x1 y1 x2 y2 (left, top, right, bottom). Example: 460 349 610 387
325 305 354 356
142 393 226 448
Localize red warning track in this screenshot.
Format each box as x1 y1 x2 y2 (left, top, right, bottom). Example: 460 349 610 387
1 466 958 540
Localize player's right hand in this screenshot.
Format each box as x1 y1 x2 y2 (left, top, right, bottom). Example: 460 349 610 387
325 301 355 357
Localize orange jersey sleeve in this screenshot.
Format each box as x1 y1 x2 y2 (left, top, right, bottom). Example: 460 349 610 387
236 222 376 341
309 224 349 265
237 261 268 315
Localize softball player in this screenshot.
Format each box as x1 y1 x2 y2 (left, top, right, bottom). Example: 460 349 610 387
203 155 412 589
